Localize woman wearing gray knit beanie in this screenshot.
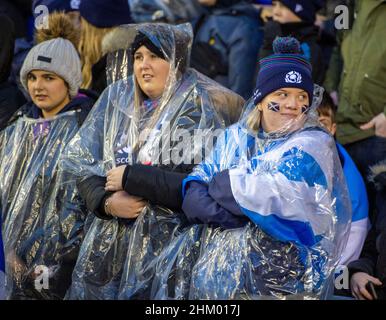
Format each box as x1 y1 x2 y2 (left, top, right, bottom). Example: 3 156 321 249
19 12 83 118
0 12 95 300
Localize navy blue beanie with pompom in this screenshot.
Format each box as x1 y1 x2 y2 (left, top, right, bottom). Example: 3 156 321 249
253 36 314 106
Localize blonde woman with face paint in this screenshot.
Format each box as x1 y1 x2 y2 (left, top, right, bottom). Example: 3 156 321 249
148 37 352 300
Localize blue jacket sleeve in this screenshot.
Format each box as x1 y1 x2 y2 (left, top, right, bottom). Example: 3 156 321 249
182 170 248 229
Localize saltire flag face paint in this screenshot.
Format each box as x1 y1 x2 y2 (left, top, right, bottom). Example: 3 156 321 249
268 101 280 112
268 101 310 114
302 105 310 113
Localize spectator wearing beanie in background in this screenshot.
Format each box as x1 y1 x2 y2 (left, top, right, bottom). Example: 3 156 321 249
78 0 133 94
0 13 94 300
259 0 326 85
0 14 26 131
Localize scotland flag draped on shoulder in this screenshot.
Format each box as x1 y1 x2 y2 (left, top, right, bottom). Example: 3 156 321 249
151 38 351 300
219 126 335 247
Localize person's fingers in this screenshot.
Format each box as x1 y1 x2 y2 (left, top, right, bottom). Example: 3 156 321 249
360 120 374 130
352 289 360 300
368 276 383 286
105 181 118 191
359 286 373 300
352 285 365 300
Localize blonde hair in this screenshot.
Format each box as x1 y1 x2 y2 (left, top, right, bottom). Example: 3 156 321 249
247 104 262 133
78 17 113 89
131 73 169 153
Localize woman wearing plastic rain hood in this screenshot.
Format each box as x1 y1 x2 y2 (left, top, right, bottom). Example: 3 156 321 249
0 15 94 300
149 37 352 300
62 23 244 300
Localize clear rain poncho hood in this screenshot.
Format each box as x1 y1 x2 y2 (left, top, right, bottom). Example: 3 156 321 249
147 85 352 300
0 110 89 300
62 23 244 299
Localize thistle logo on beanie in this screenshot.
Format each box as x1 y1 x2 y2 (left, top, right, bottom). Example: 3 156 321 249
285 71 302 84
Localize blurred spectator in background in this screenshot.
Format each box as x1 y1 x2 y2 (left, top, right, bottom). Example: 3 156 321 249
0 0 33 39
128 0 203 23
0 14 26 131
190 0 263 100
324 0 386 224
314 0 346 68
317 92 369 268
348 159 386 300
259 0 326 85
78 0 133 94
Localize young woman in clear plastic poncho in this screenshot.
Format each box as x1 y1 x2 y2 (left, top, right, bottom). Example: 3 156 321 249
0 17 94 299
61 23 244 300
149 37 352 300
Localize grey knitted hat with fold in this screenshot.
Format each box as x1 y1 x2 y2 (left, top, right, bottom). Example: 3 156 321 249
20 37 82 98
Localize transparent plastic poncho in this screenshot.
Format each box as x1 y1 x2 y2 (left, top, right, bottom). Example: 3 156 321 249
149 85 352 300
61 23 244 300
0 111 87 299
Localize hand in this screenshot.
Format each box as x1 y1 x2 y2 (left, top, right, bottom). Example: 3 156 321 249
360 113 386 138
105 166 126 191
260 7 273 22
350 272 382 300
106 191 147 219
